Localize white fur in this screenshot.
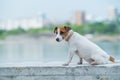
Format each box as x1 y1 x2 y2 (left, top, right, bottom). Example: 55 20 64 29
55 28 63 42
57 30 111 65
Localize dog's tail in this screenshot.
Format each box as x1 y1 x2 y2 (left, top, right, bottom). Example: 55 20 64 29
109 56 115 62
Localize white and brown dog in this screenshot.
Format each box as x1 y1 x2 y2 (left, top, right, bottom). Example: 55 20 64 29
54 26 115 66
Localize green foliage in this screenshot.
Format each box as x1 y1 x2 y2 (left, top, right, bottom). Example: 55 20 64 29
0 30 6 35
0 30 6 39
67 21 120 35
6 27 26 35
27 26 53 33
0 27 26 39
0 21 120 39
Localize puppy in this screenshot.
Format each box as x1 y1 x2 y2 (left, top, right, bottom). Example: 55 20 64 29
54 26 115 66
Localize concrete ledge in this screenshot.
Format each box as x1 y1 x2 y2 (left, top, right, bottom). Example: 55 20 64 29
0 63 120 80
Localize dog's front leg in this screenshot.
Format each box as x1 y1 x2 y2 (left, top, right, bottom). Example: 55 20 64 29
63 52 74 66
75 50 83 65
77 57 83 65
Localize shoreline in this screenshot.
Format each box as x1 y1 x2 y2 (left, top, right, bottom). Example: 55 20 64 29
91 35 120 41
0 33 120 42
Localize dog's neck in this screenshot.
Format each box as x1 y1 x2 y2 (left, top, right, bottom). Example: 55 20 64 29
65 30 74 41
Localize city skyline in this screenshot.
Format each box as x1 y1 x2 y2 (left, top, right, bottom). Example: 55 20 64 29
0 6 119 30
0 0 120 22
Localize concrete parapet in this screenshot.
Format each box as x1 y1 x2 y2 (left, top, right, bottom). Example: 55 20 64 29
0 63 120 80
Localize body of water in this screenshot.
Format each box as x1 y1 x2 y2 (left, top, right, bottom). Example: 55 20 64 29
0 39 120 63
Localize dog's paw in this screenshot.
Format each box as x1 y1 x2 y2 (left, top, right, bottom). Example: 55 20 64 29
62 63 69 66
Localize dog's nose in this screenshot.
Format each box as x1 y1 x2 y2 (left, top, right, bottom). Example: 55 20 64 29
56 38 59 42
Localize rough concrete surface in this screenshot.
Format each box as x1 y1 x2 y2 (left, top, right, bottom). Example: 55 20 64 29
0 62 120 80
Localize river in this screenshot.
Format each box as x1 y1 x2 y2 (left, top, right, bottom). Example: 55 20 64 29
0 38 120 63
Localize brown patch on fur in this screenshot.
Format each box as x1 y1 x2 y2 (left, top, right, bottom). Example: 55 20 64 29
54 26 71 39
59 26 68 39
64 26 71 32
109 56 115 62
59 26 66 32
58 26 71 39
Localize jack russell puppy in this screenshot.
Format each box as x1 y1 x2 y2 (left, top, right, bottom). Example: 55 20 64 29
54 26 115 66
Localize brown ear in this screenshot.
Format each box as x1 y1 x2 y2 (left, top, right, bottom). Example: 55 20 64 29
64 26 71 32
54 27 57 33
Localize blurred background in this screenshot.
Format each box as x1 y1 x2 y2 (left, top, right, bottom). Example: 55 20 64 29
0 0 120 64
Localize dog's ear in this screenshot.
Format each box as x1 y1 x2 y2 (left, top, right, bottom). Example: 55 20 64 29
64 26 71 32
54 27 57 33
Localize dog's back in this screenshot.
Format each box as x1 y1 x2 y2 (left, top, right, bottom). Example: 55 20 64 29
69 32 115 64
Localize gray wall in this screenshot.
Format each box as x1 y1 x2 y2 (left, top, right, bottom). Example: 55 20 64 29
0 63 120 80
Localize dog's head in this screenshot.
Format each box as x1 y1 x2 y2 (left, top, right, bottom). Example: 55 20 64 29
54 26 71 42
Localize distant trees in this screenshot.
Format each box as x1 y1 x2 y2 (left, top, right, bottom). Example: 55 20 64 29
68 21 120 35
0 30 6 35
0 21 120 39
6 27 26 34
0 27 26 39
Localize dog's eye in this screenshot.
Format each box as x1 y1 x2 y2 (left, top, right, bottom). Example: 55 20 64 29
56 32 58 34
60 31 64 35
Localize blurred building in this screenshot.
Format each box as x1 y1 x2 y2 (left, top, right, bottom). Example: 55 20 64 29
108 7 118 20
0 16 44 30
75 11 85 25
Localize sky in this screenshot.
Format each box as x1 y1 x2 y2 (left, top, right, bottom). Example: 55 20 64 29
0 0 120 21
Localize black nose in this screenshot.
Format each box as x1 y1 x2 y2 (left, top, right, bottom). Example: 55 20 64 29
56 38 59 42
